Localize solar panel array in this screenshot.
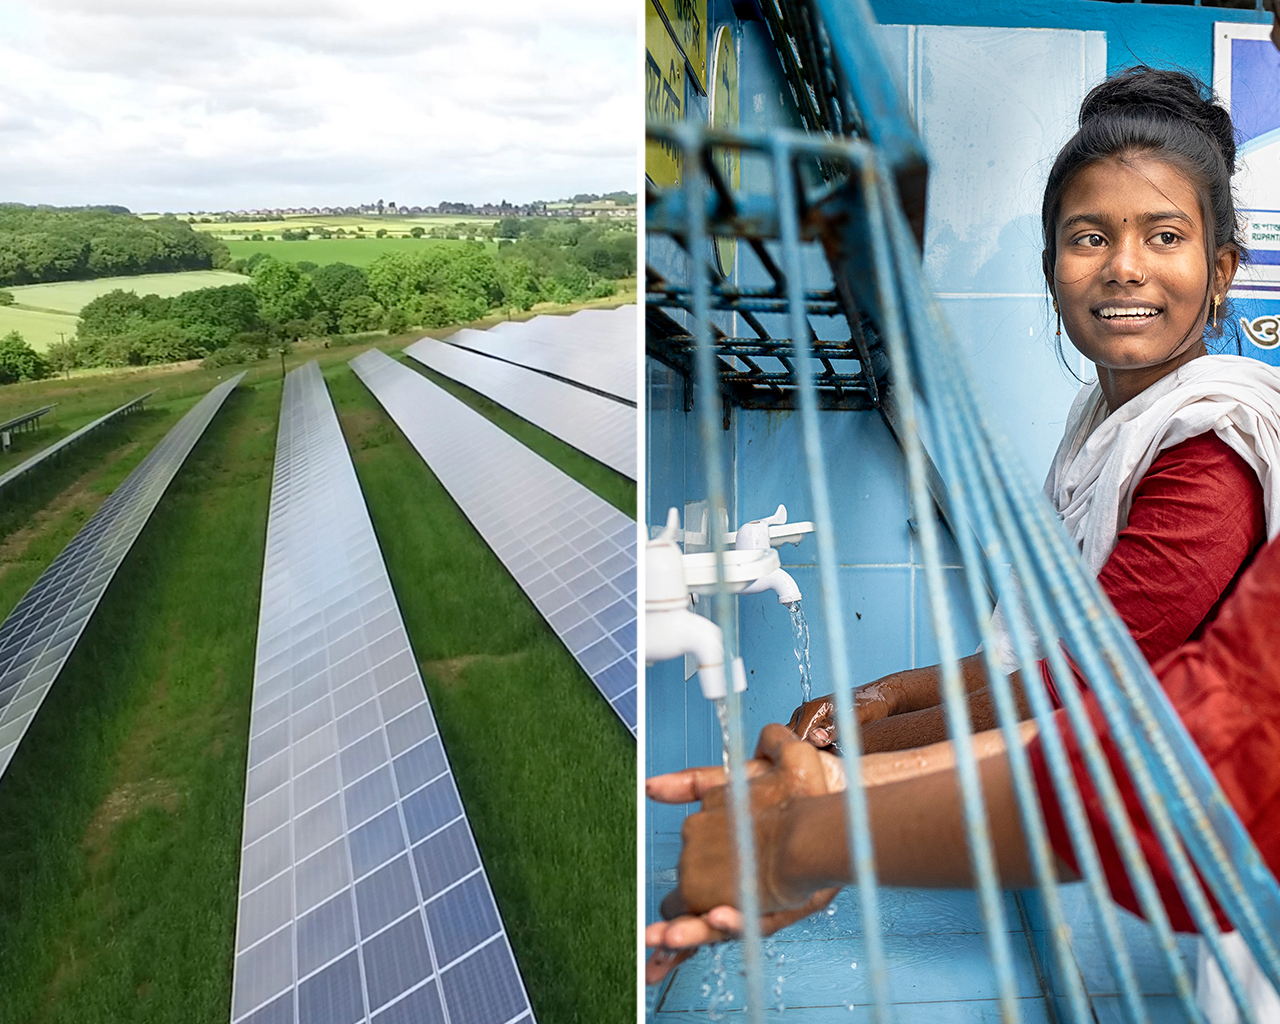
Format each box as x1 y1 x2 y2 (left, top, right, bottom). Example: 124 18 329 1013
404 338 636 480
447 305 636 404
231 361 534 1024
0 391 152 495
0 376 241 781
350 349 637 736
0 403 56 434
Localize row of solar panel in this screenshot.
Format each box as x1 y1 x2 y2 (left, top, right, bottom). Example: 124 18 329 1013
0 390 153 495
230 362 534 1024
0 335 639 1020
444 305 636 404
0 403 56 434
351 350 638 736
404 337 636 480
0 379 239 780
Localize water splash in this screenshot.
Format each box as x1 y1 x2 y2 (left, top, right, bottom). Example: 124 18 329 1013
789 600 814 704
714 696 730 771
765 941 787 1012
702 947 731 1020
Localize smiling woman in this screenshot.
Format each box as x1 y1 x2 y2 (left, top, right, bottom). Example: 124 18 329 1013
1050 155 1237 408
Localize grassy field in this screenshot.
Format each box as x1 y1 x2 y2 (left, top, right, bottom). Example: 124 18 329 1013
0 336 635 1023
225 236 497 266
6 271 251 315
2 271 251 353
186 214 500 239
0 305 80 352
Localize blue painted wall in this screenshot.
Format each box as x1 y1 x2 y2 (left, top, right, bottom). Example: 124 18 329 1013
870 0 1270 81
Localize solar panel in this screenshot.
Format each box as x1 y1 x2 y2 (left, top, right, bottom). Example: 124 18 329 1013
0 403 56 434
446 305 636 404
0 391 153 495
230 361 535 1024
0 376 242 781
349 349 637 736
403 339 636 480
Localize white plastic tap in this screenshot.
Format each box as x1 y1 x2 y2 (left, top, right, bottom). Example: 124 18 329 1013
645 508 745 699
733 505 802 605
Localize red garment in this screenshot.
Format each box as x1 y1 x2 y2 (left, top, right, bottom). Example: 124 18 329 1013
1028 435 1276 931
1038 433 1265 707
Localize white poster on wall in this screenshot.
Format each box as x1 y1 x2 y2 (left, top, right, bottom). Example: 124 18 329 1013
1214 21 1280 359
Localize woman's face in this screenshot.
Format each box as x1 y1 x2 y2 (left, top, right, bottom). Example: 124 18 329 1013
1051 153 1230 375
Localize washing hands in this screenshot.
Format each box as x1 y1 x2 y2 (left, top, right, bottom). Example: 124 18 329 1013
645 717 1047 985
644 724 846 984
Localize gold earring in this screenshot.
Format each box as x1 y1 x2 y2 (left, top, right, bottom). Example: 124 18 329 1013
1212 294 1221 331
1054 298 1061 337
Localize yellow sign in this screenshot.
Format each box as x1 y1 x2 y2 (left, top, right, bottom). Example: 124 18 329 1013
646 0 685 188
655 0 707 93
709 25 740 276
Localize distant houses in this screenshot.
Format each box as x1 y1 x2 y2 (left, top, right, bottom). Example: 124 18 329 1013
188 196 636 222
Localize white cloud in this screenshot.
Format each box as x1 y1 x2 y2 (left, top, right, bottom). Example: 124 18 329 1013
0 0 638 210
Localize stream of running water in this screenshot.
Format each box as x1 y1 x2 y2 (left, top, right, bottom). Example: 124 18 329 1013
789 600 813 704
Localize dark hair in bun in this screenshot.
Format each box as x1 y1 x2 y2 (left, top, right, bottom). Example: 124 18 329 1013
1041 66 1245 347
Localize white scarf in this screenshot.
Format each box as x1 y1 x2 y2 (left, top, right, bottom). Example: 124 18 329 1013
991 355 1280 673
1046 354 1280 575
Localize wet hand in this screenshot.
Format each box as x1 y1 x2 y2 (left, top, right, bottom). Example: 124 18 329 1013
644 891 838 984
645 724 845 982
787 683 894 748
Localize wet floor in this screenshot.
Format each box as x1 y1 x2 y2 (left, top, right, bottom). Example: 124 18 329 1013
648 837 1199 1023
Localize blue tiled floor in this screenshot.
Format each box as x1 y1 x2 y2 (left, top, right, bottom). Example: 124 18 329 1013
649 874 1046 1022
649 857 1202 1023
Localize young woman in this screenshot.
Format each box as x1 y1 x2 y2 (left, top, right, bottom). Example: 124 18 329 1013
789 67 1280 755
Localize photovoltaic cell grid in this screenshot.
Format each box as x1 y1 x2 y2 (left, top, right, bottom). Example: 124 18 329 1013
0 391 153 495
231 361 534 1024
404 338 636 480
350 349 637 736
448 305 637 404
0 376 241 781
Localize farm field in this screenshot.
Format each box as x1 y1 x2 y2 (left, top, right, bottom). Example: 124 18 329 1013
186 214 500 238
0 337 635 1024
6 271 251 316
0 304 79 351
3 271 251 353
226 235 497 266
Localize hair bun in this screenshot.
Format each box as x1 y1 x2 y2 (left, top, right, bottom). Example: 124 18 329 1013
1080 66 1235 175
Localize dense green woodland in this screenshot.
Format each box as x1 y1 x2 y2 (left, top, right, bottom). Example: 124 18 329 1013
0 205 228 286
0 214 635 379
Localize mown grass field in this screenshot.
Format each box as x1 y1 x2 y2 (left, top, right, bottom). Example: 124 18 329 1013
7 271 251 315
0 327 636 1023
225 236 498 266
2 271 252 353
0 305 79 352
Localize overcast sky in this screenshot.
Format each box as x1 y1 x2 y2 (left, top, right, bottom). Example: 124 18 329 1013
0 0 637 212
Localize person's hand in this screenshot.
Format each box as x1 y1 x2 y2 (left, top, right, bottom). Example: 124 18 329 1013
644 892 839 984
644 724 845 982
787 682 895 747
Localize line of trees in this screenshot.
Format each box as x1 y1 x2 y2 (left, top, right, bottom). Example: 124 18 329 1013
0 218 636 379
0 205 230 287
